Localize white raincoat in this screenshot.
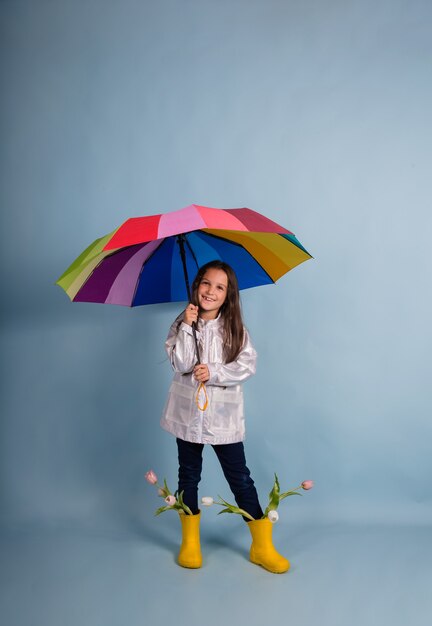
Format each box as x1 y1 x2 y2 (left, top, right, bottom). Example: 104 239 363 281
160 314 257 444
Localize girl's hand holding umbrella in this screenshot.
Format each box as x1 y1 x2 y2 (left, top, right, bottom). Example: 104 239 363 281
183 304 199 326
193 364 210 383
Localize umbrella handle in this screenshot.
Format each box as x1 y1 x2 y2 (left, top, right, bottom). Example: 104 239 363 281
195 382 209 412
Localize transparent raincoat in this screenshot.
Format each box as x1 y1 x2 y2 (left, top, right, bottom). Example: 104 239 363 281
160 314 257 444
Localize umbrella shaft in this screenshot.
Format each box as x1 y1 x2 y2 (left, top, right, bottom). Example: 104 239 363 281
177 234 201 365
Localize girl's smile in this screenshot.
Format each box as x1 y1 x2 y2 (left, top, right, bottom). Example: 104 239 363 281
197 268 228 320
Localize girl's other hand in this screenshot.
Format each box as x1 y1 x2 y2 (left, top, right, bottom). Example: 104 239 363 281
193 363 210 383
183 303 199 326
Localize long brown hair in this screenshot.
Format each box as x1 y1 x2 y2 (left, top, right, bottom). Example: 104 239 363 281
190 260 244 363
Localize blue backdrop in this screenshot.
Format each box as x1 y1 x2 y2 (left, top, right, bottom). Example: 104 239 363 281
2 0 431 527
1 1 431 624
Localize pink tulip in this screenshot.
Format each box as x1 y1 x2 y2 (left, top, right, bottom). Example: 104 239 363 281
301 480 314 490
165 495 176 506
145 470 158 485
157 488 165 497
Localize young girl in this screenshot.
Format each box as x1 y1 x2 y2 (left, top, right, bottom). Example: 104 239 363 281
160 260 289 573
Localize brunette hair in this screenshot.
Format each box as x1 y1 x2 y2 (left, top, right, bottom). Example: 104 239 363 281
191 260 244 363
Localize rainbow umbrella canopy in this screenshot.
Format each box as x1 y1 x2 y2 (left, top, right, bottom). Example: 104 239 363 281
56 205 312 306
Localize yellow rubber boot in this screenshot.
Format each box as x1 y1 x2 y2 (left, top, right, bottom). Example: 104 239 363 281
248 518 290 573
178 511 202 569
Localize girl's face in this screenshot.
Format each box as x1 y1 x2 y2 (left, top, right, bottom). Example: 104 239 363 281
197 268 228 320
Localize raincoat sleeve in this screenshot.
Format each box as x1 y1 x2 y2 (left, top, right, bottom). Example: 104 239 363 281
206 328 257 387
165 319 201 374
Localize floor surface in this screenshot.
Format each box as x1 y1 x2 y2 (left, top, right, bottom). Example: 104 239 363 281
1 517 431 626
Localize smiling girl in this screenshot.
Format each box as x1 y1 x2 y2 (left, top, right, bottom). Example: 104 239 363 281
160 260 289 573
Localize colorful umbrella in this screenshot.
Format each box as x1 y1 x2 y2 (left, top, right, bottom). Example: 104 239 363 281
56 204 312 307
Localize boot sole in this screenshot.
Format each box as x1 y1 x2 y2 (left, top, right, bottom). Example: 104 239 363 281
250 555 290 574
178 561 202 569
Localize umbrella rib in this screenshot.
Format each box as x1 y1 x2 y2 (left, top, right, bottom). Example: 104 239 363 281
199 230 277 285
130 238 167 306
184 234 200 271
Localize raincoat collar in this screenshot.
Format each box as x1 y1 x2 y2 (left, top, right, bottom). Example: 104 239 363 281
197 312 222 328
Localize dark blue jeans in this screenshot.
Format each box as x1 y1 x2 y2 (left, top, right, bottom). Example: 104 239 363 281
176 438 263 521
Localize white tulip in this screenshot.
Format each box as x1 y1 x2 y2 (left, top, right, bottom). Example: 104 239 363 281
201 496 214 507
268 510 279 523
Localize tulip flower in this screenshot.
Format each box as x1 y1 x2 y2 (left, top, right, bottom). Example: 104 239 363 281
201 496 214 507
145 472 193 516
268 510 279 523
301 480 314 491
145 470 158 485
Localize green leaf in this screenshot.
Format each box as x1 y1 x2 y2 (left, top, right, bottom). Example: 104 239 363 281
163 478 171 496
214 497 232 509
264 473 281 517
268 473 279 496
155 505 171 516
217 508 234 515
280 491 302 500
177 490 193 515
213 495 255 521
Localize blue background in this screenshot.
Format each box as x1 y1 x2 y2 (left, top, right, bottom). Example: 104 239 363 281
1 1 431 625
